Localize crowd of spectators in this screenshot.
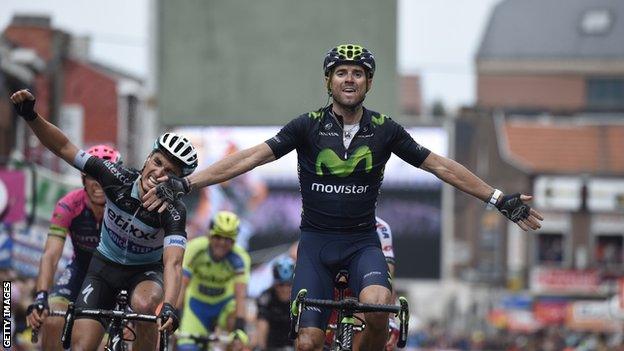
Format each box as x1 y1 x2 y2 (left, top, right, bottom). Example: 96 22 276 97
407 322 624 351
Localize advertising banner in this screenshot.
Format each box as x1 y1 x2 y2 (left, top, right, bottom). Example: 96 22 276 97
29 166 81 221
534 298 568 325
0 170 26 223
530 267 600 294
566 300 620 332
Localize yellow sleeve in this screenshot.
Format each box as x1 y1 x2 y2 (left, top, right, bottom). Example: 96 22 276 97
183 236 208 276
233 245 251 285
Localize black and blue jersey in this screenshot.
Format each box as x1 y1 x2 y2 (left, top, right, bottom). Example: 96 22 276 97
73 151 188 265
265 105 430 233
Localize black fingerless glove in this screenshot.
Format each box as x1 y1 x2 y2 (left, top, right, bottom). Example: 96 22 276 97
495 193 530 222
158 302 180 331
155 175 190 203
12 95 38 121
27 290 49 315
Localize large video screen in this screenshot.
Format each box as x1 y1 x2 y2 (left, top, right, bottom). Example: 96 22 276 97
174 126 446 278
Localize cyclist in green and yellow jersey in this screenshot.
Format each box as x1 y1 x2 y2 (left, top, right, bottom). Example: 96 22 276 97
176 211 251 351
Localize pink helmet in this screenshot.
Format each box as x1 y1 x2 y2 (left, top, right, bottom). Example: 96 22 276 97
87 144 122 163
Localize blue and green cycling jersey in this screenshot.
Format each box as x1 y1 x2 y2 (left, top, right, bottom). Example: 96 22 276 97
73 151 188 265
182 236 250 304
265 105 431 233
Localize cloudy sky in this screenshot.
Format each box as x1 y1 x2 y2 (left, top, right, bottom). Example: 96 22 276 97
1 0 500 112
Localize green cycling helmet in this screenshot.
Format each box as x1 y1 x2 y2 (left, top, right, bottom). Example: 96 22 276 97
209 211 240 240
323 44 376 78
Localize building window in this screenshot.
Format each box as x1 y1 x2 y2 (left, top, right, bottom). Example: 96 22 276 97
536 233 565 266
586 78 624 109
594 234 623 268
579 9 614 36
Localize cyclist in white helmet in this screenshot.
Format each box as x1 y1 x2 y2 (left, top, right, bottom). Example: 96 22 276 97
11 89 198 350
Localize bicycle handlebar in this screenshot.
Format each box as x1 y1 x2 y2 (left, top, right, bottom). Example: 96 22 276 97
302 297 401 314
74 308 159 322
291 289 409 349
60 303 168 351
175 332 232 344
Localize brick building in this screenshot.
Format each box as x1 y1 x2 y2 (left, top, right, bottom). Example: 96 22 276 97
1 15 144 170
452 0 624 302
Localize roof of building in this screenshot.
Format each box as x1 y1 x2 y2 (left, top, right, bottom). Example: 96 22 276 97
477 0 624 60
499 117 624 174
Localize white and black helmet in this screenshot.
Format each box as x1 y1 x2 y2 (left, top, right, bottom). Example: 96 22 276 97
153 132 198 176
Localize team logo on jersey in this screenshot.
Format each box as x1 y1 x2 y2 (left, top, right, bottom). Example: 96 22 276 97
315 146 372 177
324 122 333 130
106 208 156 240
371 114 387 126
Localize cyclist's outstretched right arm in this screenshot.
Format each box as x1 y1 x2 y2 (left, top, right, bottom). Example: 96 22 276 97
143 143 276 212
142 114 307 212
189 143 275 190
10 89 79 165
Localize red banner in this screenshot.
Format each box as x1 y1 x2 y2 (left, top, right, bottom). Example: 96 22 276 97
530 267 600 294
534 300 568 325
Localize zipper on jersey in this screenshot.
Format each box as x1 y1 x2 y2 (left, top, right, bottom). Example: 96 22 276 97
122 206 141 264
330 113 362 159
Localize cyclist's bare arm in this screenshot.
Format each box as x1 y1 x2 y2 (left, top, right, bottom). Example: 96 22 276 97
387 262 395 278
234 282 247 321
162 246 184 308
189 142 275 190
420 151 543 230
10 90 80 165
420 152 495 202
254 319 269 349
175 275 190 311
36 236 65 292
142 143 275 211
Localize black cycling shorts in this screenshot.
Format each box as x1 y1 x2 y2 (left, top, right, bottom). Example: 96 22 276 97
291 230 392 331
74 253 164 326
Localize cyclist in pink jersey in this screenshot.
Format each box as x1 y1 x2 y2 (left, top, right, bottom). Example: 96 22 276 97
26 145 121 351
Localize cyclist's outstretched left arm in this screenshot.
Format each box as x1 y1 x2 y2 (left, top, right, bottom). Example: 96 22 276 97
420 152 543 231
420 152 494 202
10 89 79 165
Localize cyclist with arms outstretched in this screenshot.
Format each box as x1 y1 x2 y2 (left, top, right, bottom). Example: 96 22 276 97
11 89 197 351
142 44 543 351
177 210 251 351
26 145 121 351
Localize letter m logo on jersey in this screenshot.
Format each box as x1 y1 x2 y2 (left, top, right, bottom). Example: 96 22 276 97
315 146 372 177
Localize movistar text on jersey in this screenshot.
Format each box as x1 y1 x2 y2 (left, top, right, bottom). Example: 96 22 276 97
311 183 370 194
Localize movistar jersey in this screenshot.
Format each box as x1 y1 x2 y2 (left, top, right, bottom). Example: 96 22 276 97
266 105 431 233
182 236 250 304
73 150 188 265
